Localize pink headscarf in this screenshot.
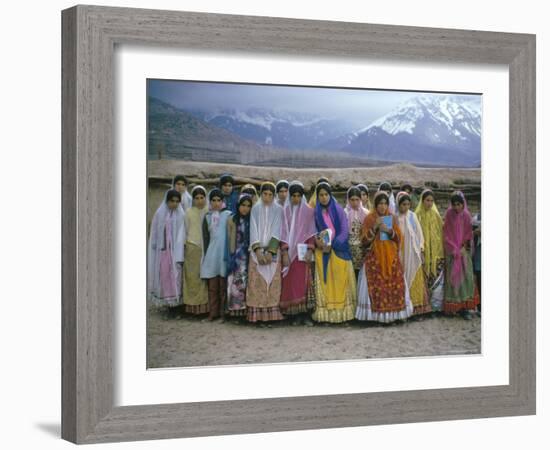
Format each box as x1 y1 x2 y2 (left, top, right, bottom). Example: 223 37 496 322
443 191 473 289
344 186 368 224
280 181 317 276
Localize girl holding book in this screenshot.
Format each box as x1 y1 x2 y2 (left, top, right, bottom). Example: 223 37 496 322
311 182 357 324
442 191 480 319
225 193 253 320
356 191 413 323
182 186 209 316
246 182 285 324
200 188 232 321
396 191 431 317
280 181 317 325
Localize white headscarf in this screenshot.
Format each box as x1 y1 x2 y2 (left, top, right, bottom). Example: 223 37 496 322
249 185 283 286
147 191 186 300
396 192 424 290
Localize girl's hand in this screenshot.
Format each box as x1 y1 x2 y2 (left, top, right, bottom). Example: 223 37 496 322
315 236 325 249
322 244 332 254
305 249 314 262
255 249 265 265
281 252 289 267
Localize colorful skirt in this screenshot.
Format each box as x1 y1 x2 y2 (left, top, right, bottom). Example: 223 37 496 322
182 243 209 314
245 256 284 322
409 267 431 315
311 249 357 323
280 258 314 315
443 248 480 313
357 252 413 323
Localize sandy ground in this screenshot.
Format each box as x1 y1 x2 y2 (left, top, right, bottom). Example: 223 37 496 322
147 308 481 368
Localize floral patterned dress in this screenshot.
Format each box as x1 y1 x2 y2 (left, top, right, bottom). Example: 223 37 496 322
226 219 249 316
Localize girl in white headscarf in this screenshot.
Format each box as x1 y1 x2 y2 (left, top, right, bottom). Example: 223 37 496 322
246 182 285 324
148 189 186 317
396 191 431 316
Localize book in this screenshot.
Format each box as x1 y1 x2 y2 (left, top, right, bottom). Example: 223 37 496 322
297 243 309 261
379 215 393 241
317 228 333 246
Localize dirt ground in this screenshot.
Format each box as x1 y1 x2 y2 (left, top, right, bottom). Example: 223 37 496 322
147 307 481 368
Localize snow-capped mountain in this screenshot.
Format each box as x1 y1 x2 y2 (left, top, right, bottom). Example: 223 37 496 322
188 107 357 150
321 95 481 167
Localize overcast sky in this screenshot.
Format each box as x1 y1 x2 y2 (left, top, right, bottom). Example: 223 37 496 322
148 79 479 127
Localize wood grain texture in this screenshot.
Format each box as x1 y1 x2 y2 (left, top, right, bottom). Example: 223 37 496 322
61 4 536 444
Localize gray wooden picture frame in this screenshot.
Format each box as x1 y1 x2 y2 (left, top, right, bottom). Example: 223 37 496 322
61 4 536 444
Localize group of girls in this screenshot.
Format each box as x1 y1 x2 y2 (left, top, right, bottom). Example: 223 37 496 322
148 173 480 325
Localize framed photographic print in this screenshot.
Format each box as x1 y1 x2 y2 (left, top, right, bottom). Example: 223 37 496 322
61 5 536 444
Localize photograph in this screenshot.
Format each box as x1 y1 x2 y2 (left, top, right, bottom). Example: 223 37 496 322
146 79 482 369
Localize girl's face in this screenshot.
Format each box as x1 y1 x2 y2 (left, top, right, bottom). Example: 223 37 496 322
174 180 187 193
193 193 206 209
261 190 274 204
399 199 411 214
452 201 465 213
318 190 330 206
167 196 181 210
210 197 223 211
221 182 233 195
376 198 388 215
349 196 361 210
290 192 302 206
422 195 435 210
238 200 252 216
361 192 369 205
278 187 288 203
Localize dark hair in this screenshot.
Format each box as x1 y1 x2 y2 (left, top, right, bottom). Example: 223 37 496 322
289 184 305 196
172 175 188 186
357 184 369 194
398 193 411 205
316 182 332 196
401 183 413 192
260 182 276 194
450 193 465 205
219 173 234 186
347 187 362 199
209 188 223 201
379 182 392 193
241 187 256 196
191 186 207 198
165 189 182 203
317 177 330 185
374 191 389 208
421 189 435 201
276 180 289 192
238 194 252 206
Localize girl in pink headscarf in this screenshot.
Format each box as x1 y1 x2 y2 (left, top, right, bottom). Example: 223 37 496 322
442 191 480 319
280 181 318 325
344 186 369 277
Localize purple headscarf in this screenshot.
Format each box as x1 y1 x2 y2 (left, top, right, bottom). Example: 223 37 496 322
314 183 351 282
